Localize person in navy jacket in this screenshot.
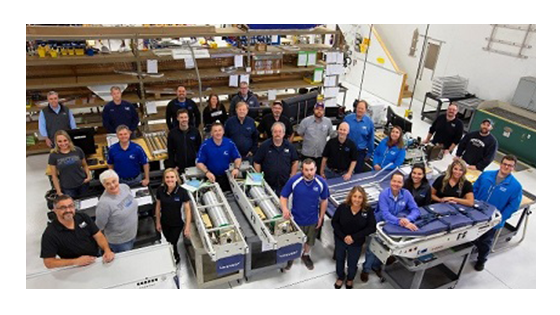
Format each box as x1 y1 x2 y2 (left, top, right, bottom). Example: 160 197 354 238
373 126 406 171
102 86 139 134
361 172 420 282
472 154 523 271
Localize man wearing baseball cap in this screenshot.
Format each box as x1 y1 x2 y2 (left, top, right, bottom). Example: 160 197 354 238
454 118 498 171
258 100 294 141
297 102 335 168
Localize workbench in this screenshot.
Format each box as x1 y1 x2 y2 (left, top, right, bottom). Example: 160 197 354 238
420 92 475 125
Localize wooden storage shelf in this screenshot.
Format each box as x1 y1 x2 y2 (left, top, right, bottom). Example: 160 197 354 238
27 73 140 90
26 94 142 113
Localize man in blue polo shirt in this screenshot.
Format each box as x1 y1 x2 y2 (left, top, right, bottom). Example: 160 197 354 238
280 159 330 271
107 125 149 187
254 122 299 196
343 100 375 173
225 101 259 162
472 154 523 271
102 86 140 134
197 122 242 192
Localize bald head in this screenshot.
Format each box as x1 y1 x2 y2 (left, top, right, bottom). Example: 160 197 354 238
338 122 350 139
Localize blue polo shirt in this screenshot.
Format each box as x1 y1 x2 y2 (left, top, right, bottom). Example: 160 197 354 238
224 116 259 157
253 139 299 191
197 137 241 176
102 100 140 133
107 142 148 179
281 173 330 226
343 113 375 157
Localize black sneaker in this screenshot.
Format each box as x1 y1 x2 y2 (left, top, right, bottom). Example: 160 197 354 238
301 255 314 270
284 260 294 270
474 260 485 271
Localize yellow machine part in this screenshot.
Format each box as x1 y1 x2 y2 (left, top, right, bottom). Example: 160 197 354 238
201 213 213 229
254 206 266 221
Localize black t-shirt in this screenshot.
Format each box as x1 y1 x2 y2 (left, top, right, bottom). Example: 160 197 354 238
429 115 464 149
404 181 432 207
156 185 190 227
331 203 376 246
322 137 358 172
203 104 229 129
41 212 100 259
257 113 294 140
432 175 473 199
48 147 86 189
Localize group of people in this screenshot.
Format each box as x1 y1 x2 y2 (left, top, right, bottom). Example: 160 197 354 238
40 87 522 291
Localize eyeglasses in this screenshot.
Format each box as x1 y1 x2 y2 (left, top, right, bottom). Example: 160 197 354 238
501 162 515 168
56 204 76 211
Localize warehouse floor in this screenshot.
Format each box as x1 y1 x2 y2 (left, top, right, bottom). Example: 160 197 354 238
25 82 537 289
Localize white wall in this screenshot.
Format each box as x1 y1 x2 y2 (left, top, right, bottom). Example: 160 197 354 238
373 24 536 104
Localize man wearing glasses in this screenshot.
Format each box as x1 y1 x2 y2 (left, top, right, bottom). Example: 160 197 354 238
472 155 523 271
40 195 114 269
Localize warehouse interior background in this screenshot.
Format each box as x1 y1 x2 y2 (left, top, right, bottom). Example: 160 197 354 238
16 1 551 313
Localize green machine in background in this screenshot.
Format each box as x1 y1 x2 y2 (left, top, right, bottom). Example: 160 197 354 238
470 101 536 167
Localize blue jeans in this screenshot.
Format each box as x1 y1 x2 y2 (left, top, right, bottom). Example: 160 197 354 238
355 149 368 174
363 236 382 272
324 166 346 179
62 183 89 198
473 228 498 263
335 237 362 281
109 238 136 253
120 174 143 187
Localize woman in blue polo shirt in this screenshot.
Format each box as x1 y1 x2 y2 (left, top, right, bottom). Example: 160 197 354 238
373 126 406 171
155 168 191 264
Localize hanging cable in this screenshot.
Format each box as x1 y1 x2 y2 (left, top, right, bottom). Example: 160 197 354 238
357 25 374 100
408 24 430 111
186 41 204 128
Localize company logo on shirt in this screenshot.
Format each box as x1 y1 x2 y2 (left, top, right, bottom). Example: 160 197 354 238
470 138 486 148
79 221 88 228
344 147 350 152
313 186 319 192
125 107 130 111
129 154 136 159
499 187 508 192
398 201 406 206
190 136 196 140
246 127 252 131
362 126 367 129
390 151 396 155
224 151 229 156
174 197 181 202
451 123 456 128
361 212 368 218
284 149 290 153
419 193 426 198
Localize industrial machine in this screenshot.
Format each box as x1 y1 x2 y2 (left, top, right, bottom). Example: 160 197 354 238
26 244 178 289
182 167 248 276
227 163 306 264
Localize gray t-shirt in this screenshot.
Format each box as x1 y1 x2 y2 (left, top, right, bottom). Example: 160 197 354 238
297 116 334 158
48 147 86 189
95 184 138 244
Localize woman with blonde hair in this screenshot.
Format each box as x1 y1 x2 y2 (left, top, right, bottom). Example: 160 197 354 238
47 130 92 198
431 159 474 206
331 185 376 289
155 168 192 264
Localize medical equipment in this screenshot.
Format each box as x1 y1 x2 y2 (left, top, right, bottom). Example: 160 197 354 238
227 164 305 261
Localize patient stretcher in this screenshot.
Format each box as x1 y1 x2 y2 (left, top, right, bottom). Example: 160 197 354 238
370 200 502 263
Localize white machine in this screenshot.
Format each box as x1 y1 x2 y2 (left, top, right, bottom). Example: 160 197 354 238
182 167 248 262
26 244 178 289
227 164 306 252
370 206 502 263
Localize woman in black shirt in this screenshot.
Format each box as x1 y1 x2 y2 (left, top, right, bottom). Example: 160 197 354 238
403 164 432 207
155 168 192 264
431 160 474 207
331 186 376 289
203 94 228 134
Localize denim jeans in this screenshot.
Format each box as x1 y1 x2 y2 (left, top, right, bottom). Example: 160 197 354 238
62 183 89 199
120 174 143 187
109 238 136 253
363 236 382 272
324 166 346 179
473 228 498 263
335 237 362 281
355 149 368 174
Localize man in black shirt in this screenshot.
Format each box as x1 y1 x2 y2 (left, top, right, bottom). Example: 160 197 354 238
165 85 201 130
166 109 202 173
254 122 299 195
258 100 294 141
423 103 464 155
320 122 358 180
454 119 498 171
41 195 114 269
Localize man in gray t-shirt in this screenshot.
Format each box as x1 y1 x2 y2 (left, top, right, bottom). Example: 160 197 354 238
95 183 138 253
297 102 334 167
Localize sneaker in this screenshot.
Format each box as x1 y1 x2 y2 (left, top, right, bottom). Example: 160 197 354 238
474 260 485 271
373 268 382 279
301 255 314 270
360 271 369 283
284 260 294 270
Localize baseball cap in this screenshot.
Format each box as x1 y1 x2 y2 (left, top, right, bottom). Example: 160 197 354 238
482 118 494 126
314 102 325 109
